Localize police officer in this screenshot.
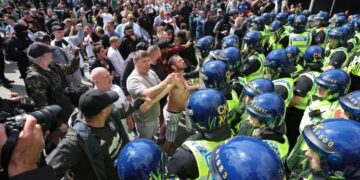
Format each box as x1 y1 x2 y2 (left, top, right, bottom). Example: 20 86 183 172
264 49 294 107
299 69 350 132
347 53 360 92
287 45 324 149
241 30 266 83
313 11 329 48
116 139 167 179
268 20 286 51
233 78 275 134
280 15 314 54
195 35 215 66
238 92 289 161
339 90 360 121
199 60 240 131
249 16 269 50
301 119 360 179
285 45 305 78
167 89 232 179
209 136 285 180
323 27 349 71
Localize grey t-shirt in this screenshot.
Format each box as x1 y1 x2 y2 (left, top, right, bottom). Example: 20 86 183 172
127 70 161 123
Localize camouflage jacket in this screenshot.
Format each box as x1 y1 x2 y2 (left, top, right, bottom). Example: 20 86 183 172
25 60 79 123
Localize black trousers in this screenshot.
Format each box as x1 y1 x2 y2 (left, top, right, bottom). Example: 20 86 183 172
17 59 30 79
0 50 6 81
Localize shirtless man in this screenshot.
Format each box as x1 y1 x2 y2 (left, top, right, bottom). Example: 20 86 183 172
162 55 190 153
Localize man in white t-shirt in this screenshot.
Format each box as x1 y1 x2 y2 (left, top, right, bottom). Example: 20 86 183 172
107 36 125 85
96 7 113 30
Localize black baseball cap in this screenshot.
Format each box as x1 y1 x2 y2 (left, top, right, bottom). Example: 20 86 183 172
124 24 134 31
28 42 57 59
79 89 119 117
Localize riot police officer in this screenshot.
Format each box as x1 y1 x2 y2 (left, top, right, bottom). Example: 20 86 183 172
116 139 167 179
195 36 215 66
299 69 350 132
339 90 360 121
301 119 360 179
209 136 285 180
239 92 289 161
167 89 232 179
323 27 349 70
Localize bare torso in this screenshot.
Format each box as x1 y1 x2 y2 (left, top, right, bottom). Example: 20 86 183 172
165 74 189 113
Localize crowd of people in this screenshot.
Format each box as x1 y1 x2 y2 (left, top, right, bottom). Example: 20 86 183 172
0 0 360 179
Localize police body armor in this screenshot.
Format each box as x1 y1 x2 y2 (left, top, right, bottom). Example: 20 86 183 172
323 46 349 69
273 77 294 107
294 71 321 110
289 32 313 53
182 140 223 179
244 52 266 82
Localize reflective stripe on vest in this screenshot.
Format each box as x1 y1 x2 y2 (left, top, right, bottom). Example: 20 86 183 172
289 32 313 53
324 47 348 69
263 135 290 162
273 77 294 107
246 53 265 82
183 140 222 179
294 71 320 110
348 55 360 76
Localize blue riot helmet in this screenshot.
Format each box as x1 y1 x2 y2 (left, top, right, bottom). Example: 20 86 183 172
186 88 229 133
246 92 285 129
302 119 360 179
328 27 348 49
342 23 355 38
329 15 346 27
269 12 276 22
251 16 265 31
209 136 285 180
301 10 311 17
293 15 307 31
307 14 317 28
287 14 296 26
264 49 291 79
315 11 329 27
200 60 230 90
117 139 166 180
195 36 215 57
243 30 262 50
221 37 239 49
270 20 282 32
243 78 275 98
222 47 242 71
303 45 325 69
285 45 301 65
348 14 359 23
315 69 350 101
262 13 272 25
221 34 239 45
276 12 288 25
204 49 229 65
339 90 360 121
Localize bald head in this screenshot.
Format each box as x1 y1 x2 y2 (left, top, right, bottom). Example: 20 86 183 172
90 67 113 91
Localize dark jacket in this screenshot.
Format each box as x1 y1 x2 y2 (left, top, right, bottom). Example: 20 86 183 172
46 110 129 180
25 61 79 124
5 36 31 62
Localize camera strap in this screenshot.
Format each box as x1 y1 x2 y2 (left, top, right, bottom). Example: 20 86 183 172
1 129 20 176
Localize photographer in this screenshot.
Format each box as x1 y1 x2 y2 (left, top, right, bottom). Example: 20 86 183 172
0 115 57 180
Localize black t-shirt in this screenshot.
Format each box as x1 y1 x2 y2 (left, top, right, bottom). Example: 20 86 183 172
90 123 122 180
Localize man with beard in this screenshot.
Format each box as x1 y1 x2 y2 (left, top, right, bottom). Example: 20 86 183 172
162 55 190 153
5 23 32 80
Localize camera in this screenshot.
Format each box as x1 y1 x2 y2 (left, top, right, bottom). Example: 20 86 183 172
0 105 62 133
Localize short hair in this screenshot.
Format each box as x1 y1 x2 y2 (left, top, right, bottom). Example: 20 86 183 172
109 36 120 44
168 55 180 67
147 45 160 56
93 45 104 56
95 26 105 35
133 50 149 62
4 14 16 21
